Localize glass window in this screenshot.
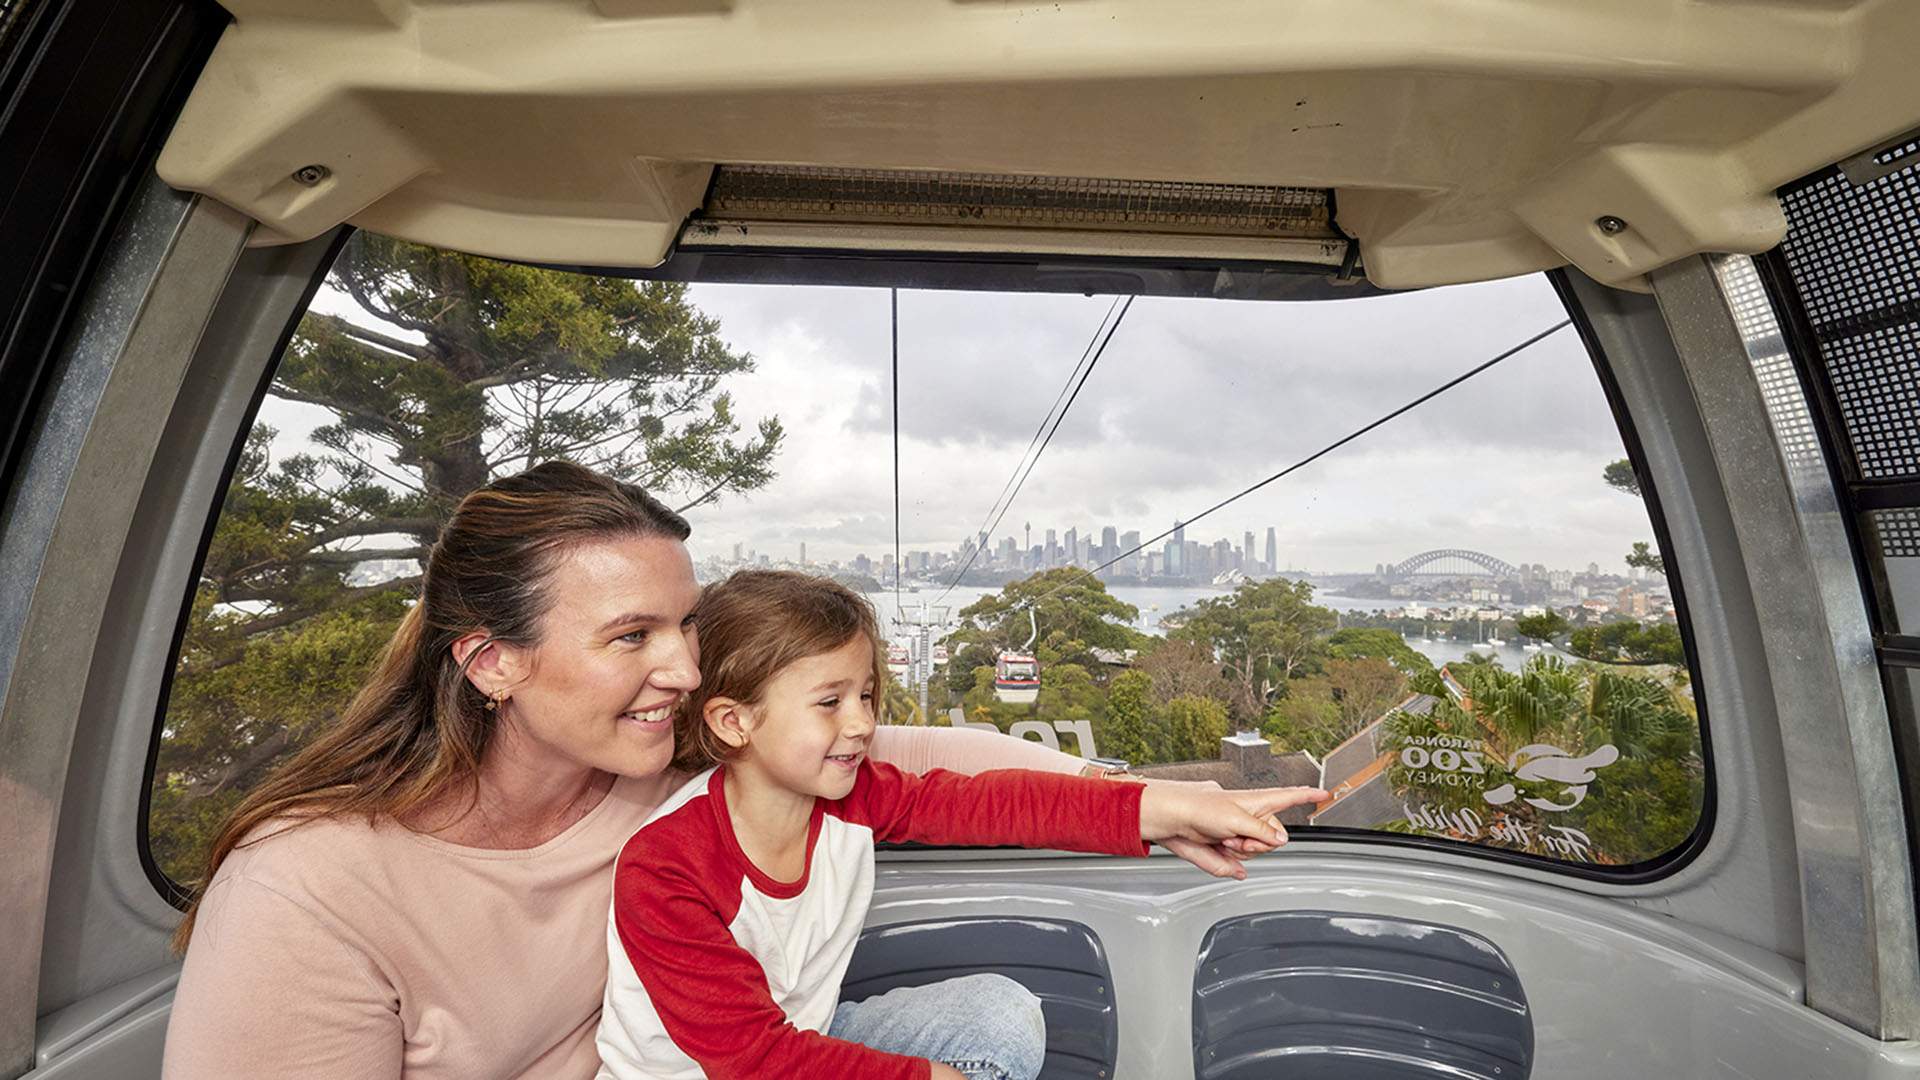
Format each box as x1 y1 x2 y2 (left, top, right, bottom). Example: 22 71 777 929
148 233 1707 889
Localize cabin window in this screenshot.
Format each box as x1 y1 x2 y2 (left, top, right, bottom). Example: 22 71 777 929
146 232 1710 892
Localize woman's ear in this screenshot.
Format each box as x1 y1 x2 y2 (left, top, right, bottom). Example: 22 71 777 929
704 696 755 750
451 631 529 698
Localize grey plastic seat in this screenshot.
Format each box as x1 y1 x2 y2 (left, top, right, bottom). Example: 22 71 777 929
1193 910 1533 1080
842 916 1119 1079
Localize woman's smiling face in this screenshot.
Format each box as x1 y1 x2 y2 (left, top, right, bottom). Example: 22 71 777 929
499 534 703 778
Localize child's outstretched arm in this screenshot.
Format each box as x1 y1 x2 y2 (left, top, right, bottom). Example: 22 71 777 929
869 726 1315 877
1137 783 1330 878
849 761 1327 874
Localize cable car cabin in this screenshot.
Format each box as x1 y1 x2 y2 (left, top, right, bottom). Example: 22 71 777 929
887 644 912 678
993 652 1041 705
9 2 1920 1079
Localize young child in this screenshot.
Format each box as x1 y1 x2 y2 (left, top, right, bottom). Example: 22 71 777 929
595 570 1320 1080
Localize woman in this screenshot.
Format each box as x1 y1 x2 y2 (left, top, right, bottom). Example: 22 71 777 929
163 461 1298 1078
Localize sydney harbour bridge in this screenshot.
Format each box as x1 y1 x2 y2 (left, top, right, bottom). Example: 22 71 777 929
1383 548 1517 580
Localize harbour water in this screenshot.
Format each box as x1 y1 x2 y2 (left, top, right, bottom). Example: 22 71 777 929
873 583 1552 670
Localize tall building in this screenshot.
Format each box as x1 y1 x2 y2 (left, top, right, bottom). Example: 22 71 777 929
1265 527 1277 573
733 541 744 562
1078 534 1093 566
1101 525 1118 566
1064 527 1078 566
1045 528 1058 567
1170 521 1186 576
1120 530 1141 575
1244 531 1257 572
997 536 1018 565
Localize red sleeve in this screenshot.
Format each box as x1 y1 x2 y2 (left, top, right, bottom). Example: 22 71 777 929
609 857 930 1080
842 759 1150 856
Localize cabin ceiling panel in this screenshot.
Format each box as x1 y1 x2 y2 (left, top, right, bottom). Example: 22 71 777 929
157 0 1919 289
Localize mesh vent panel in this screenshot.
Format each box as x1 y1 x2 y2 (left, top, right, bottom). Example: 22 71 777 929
1779 154 1920 480
1876 508 1920 560
1876 138 1920 168
1713 256 1826 473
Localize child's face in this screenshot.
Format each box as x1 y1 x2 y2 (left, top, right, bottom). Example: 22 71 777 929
736 634 878 800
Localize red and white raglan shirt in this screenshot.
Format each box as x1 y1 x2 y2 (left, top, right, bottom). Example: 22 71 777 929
594 761 1148 1079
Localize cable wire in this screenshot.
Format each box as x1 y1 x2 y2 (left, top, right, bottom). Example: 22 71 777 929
935 295 1135 604
968 296 1122 544
1012 318 1573 613
891 288 902 618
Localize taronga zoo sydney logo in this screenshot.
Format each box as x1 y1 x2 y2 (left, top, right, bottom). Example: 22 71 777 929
1396 739 1621 862
1482 743 1620 812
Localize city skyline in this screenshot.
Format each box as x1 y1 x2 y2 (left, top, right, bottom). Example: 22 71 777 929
707 514 1636 586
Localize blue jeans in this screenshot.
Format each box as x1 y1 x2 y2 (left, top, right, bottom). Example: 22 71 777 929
829 973 1047 1080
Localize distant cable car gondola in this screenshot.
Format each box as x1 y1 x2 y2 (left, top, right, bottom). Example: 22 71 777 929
887 643 911 677
993 608 1040 705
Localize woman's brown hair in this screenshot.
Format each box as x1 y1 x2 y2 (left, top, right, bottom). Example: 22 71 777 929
673 569 886 770
172 460 689 950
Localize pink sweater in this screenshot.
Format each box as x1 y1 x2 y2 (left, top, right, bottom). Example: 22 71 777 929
162 727 1088 1080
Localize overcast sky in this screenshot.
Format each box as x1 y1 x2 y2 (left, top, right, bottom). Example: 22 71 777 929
289 271 1652 575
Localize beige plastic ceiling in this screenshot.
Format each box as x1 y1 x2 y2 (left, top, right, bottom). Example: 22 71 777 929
157 0 1920 290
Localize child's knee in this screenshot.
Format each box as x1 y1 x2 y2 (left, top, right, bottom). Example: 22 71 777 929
950 974 1045 1080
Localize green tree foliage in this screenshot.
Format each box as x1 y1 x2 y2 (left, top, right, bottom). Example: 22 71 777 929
1259 681 1345 758
1566 621 1684 665
1255 656 1407 759
1134 638 1233 708
1172 578 1336 723
1605 458 1665 575
1514 611 1570 644
1603 458 1642 497
1327 657 1410 733
1164 695 1231 762
1096 670 1160 765
1625 541 1666 577
1380 656 1703 865
949 569 1146 673
1033 662 1104 730
1326 628 1436 677
151 235 783 884
947 644 996 696
944 568 1147 711
881 673 923 725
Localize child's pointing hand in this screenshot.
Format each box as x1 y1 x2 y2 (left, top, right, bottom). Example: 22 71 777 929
1138 785 1331 879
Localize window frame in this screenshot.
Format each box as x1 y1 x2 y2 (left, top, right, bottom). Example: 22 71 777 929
137 244 1719 905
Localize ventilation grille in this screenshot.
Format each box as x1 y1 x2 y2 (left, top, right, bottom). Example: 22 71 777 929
702 165 1336 240
1778 149 1920 481
1875 138 1920 169
1875 508 1920 560
1714 256 1827 474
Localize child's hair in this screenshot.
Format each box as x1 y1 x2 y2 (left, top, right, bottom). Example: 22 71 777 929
675 570 889 769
